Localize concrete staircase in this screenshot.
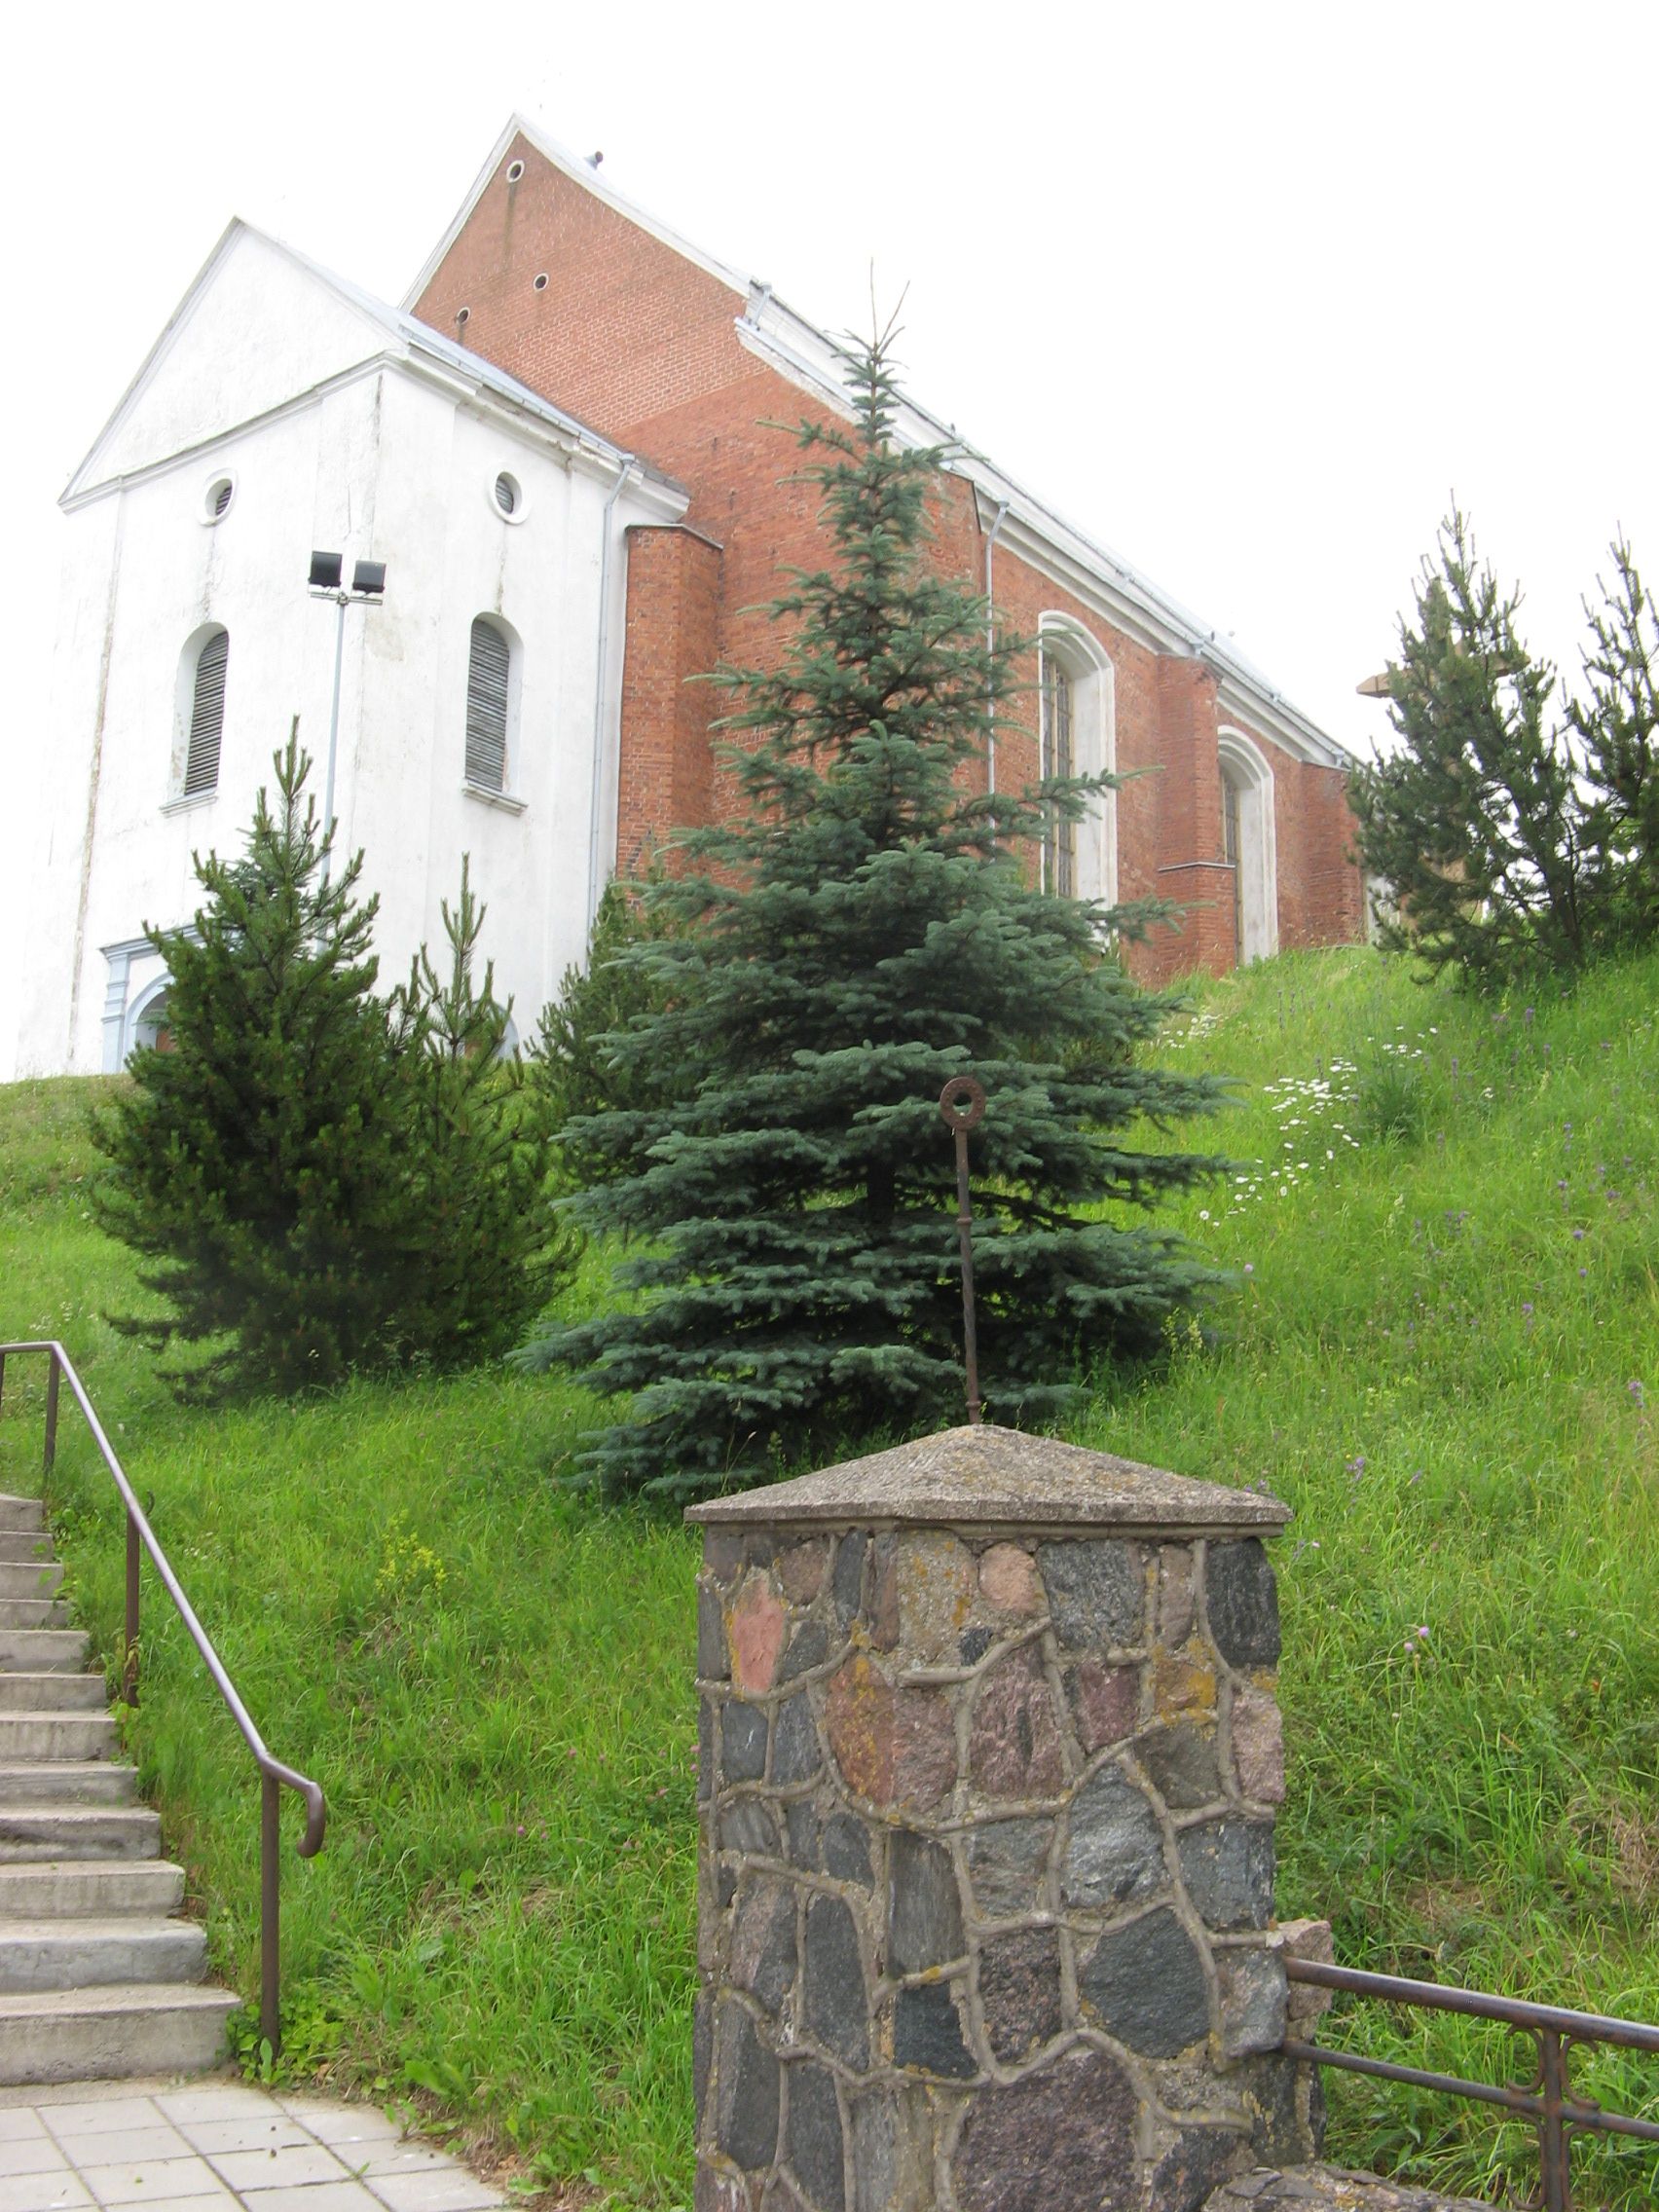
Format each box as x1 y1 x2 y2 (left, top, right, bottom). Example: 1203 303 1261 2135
0 1489 238 2082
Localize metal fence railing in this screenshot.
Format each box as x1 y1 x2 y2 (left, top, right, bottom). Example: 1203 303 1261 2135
1284 1952 1659 2212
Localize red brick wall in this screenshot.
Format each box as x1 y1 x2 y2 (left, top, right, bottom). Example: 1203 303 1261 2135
617 526 723 874
1294 759 1366 946
414 130 769 447
416 132 1364 977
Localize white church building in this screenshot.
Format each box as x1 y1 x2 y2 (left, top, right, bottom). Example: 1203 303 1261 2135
18 220 685 1077
13 121 1367 1083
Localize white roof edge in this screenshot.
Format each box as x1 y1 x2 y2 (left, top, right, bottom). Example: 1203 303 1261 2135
62 218 248 503
737 298 1351 769
400 112 751 314
63 350 690 521
62 216 689 512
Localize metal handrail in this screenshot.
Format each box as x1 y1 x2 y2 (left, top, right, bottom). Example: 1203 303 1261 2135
0 1339 324 2052
1284 1953 1659 2212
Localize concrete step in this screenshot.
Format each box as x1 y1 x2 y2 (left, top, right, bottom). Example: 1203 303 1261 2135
0 1763 136 1807
0 1601 69 1637
0 1672 108 1712
0 1913 208 1993
0 1803 160 1861
0 1628 90 1673
0 1713 117 1761
0 1562 63 1601
0 1598 70 1630
0 1533 55 1564
0 1980 237 2084
0 1858 185 1917
0 1490 244 2091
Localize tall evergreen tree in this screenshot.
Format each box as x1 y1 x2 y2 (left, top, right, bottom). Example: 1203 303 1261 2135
1349 508 1584 982
93 731 415 1393
520 328 1228 1496
93 736 575 1394
1570 537 1659 949
1350 510 1659 982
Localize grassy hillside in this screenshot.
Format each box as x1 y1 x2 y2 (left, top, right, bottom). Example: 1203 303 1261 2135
2 944 1656 2206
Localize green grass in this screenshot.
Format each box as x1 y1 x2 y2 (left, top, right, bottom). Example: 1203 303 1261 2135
1 1092 693 2204
2 947 1658 2205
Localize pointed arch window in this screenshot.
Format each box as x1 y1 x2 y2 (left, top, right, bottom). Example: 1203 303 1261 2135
1041 656 1077 898
1217 727 1279 965
464 616 512 793
1222 772 1243 953
1036 617 1117 909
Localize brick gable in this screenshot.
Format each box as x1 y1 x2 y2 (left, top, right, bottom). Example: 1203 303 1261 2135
414 130 1364 979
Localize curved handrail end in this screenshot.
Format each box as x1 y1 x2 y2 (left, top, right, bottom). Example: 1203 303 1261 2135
265 1757 327 1859
297 1783 328 1860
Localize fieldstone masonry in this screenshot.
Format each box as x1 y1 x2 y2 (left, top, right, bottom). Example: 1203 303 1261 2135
687 1425 1330 2212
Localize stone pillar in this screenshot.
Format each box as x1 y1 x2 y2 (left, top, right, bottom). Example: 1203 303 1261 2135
688 1424 1321 2212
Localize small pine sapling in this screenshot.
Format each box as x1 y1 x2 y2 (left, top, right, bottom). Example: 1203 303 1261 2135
389 856 577 1364
92 728 413 1394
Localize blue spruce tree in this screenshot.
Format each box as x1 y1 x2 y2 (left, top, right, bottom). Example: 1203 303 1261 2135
524 328 1228 1493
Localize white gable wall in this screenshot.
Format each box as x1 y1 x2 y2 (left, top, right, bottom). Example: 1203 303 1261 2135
20 300 680 1076
79 230 391 493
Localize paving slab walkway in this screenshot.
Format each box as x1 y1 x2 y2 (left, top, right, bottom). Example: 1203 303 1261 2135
0 2075 510 2211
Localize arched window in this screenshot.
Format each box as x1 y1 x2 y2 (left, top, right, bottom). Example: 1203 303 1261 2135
1037 617 1117 909
464 616 514 793
180 627 229 797
1217 727 1278 965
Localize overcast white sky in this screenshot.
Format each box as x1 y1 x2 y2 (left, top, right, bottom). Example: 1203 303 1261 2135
3 0 1655 1065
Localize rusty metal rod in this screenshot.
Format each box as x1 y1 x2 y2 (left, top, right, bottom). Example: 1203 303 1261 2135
938 1077 987 1427
124 1511 141 1708
953 1125 980 1426
1540 2028 1570 2212
261 1770 280 2052
1285 1955 1659 2051
1283 2040 1659 2143
43 1355 59 1478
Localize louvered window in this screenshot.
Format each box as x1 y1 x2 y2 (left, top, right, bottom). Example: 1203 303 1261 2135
464 617 511 791
183 630 228 796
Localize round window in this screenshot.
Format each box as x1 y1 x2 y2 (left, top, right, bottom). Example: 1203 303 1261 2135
506 159 526 184
494 472 521 518
533 272 549 293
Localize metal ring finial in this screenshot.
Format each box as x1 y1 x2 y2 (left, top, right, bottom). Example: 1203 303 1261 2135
939 1075 986 1131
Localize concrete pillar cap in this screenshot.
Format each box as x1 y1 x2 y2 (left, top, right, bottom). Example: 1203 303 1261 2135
685 1422 1291 1540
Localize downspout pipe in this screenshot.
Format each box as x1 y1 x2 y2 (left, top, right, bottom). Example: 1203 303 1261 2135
983 499 1010 802
587 454 637 935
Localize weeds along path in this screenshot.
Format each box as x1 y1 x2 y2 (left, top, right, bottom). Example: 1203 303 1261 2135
1 945 1657 2205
